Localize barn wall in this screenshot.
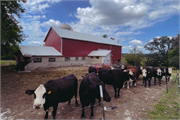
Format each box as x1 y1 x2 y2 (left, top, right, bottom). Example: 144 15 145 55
62 38 122 64
25 56 91 70
44 28 62 53
88 57 102 65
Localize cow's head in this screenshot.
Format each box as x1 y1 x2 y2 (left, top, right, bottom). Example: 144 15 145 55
127 70 135 83
168 68 172 74
142 68 147 77
140 66 143 70
93 83 111 102
157 68 162 76
121 65 125 70
25 84 52 109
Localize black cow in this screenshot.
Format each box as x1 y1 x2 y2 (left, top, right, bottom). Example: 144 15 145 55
142 67 153 87
79 72 111 119
25 74 78 119
98 68 135 98
152 67 162 85
88 66 97 74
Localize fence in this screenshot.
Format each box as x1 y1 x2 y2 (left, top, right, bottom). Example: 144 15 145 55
175 71 180 94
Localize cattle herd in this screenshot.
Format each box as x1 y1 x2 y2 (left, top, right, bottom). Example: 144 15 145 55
25 65 172 119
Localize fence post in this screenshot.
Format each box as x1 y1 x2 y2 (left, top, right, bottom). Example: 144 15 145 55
177 72 180 94
164 69 168 93
99 85 105 120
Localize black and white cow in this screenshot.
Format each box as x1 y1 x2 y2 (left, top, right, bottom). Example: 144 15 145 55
166 67 173 81
160 67 173 82
152 67 163 85
142 67 153 87
98 68 135 98
79 72 111 119
25 74 78 119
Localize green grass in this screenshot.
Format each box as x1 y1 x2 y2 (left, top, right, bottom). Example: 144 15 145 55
1 60 7 65
1 60 16 65
147 71 180 119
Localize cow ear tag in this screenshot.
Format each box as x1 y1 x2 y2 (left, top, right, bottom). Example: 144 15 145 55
48 91 51 94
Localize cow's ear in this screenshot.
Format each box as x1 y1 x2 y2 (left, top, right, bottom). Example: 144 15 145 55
46 87 54 95
25 90 35 95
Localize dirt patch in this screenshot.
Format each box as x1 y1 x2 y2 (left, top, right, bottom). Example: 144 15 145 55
1 66 171 119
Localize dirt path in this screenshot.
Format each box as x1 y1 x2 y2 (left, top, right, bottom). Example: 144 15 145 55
1 66 171 120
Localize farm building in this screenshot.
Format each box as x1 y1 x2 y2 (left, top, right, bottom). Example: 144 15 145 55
44 24 122 64
16 24 122 70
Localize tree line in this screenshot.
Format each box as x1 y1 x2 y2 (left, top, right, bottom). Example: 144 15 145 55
124 35 179 69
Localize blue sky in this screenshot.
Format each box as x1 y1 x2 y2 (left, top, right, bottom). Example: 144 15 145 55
18 0 180 53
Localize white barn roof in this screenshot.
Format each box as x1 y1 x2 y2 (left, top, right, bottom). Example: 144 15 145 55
88 50 111 56
47 27 121 47
19 45 62 56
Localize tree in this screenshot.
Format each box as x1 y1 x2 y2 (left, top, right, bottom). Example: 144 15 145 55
1 0 27 59
144 36 179 67
168 46 179 69
125 46 144 66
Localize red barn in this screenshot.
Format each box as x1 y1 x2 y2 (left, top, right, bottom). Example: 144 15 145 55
44 24 122 65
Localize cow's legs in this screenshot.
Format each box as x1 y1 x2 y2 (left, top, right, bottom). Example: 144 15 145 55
144 77 146 87
89 102 95 119
75 93 78 105
154 77 156 85
159 78 161 86
98 98 101 106
81 105 85 119
68 100 71 104
113 86 117 98
44 111 48 119
127 81 129 89
52 104 58 119
117 88 120 98
148 78 151 87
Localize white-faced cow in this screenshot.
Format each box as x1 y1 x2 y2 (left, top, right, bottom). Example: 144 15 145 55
25 74 78 119
152 67 162 85
142 67 153 87
79 72 111 119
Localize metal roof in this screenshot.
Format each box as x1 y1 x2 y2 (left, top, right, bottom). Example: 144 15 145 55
19 45 62 56
88 50 111 56
46 27 121 47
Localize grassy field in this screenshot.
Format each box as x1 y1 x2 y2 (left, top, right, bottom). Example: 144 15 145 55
1 60 16 65
147 70 180 119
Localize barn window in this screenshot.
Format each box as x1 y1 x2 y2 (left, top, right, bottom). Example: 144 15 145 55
82 57 86 60
49 58 55 62
91 56 93 59
51 31 53 34
117 59 120 64
113 59 115 64
75 57 78 61
65 57 70 61
34 58 42 63
96 56 99 59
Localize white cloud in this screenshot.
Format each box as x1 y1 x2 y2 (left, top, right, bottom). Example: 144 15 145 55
41 19 61 28
129 39 143 44
73 0 179 32
149 39 153 43
42 15 46 18
115 31 142 36
28 41 44 45
21 0 62 13
137 46 143 48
